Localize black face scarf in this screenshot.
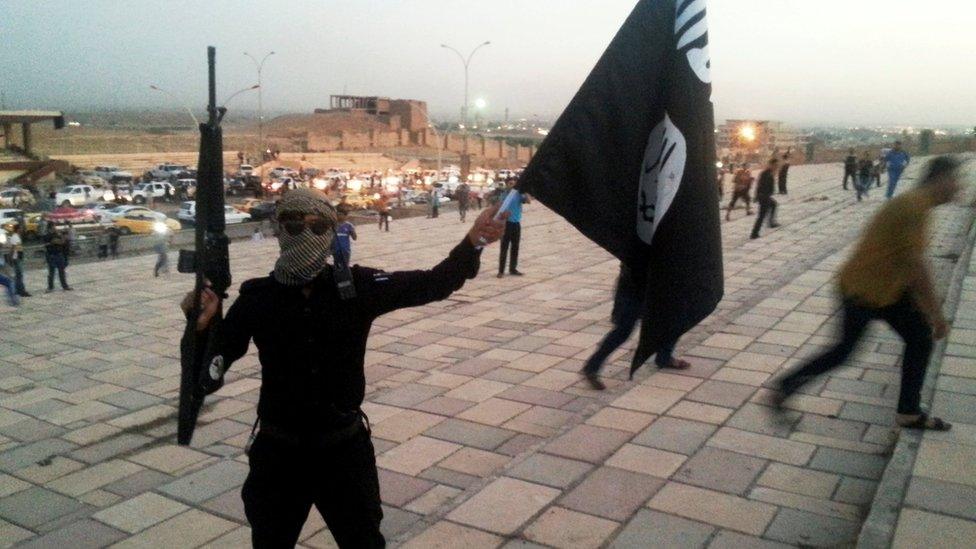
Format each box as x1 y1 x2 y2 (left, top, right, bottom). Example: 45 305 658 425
272 188 338 286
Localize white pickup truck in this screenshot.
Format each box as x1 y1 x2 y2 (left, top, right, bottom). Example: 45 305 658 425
130 182 176 204
147 164 190 180
93 165 134 183
55 185 111 207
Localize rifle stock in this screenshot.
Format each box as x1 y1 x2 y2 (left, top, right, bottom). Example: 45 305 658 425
178 46 232 446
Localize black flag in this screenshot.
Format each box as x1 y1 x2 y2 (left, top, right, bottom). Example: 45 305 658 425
518 0 722 377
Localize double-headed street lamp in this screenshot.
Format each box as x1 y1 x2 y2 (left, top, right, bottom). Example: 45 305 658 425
440 41 491 129
243 50 275 151
148 84 199 127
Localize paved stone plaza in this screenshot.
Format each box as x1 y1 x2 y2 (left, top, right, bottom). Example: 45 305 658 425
0 159 974 548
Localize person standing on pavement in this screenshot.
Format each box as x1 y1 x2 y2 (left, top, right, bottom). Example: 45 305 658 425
153 231 171 277
856 151 873 202
885 140 911 199
43 225 71 292
774 156 963 431
333 206 357 265
726 164 754 220
581 263 690 389
180 188 507 548
0 252 19 307
777 150 791 195
5 224 29 297
376 195 390 232
108 226 120 259
750 157 781 239
498 177 527 278
843 148 858 190
456 181 470 222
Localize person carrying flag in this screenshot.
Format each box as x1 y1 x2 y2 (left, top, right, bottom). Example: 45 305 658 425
582 263 691 390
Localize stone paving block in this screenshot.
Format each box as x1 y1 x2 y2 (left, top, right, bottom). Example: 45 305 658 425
447 477 559 535
674 447 765 495
724 352 786 373
412 396 477 416
560 466 664 521
724 402 798 437
498 385 575 408
0 472 30 498
201 526 252 548
611 384 686 414
419 467 481 490
16 518 127 549
0 517 34 546
371 410 446 443
400 520 504 549
750 486 860 520
424 419 516 451
443 379 512 403
893 508 976 549
543 424 631 463
668 401 734 425
646 482 776 536
403 484 462 515
809 446 887 480
913 437 976 488
127 445 211 474
102 469 173 498
932 390 976 423
904 476 976 521
438 447 509 477
111 508 236 549
158 460 249 504
68 433 152 464
606 444 686 479
838 401 894 426
508 453 592 489
756 462 839 499
377 469 435 507
458 398 532 426
201 488 247 523
374 383 448 407
585 407 655 433
710 367 771 387
93 492 188 533
632 416 716 455
0 486 87 529
0 438 76 473
611 509 714 549
708 426 816 465
46 460 143 497
13 456 85 485
795 413 866 441
376 436 460 476
523 506 618 549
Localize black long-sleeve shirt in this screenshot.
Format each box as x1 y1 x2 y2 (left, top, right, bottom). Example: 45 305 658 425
756 169 776 199
214 238 481 433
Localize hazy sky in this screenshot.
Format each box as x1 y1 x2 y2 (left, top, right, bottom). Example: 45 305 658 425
2 0 974 126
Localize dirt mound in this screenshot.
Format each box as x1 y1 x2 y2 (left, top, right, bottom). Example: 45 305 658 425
264 112 391 138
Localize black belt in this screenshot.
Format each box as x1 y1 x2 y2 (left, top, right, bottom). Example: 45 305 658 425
258 413 367 448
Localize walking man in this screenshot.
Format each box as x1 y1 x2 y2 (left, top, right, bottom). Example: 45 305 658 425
885 140 911 199
43 226 71 292
777 150 791 195
856 151 873 202
498 178 525 278
582 264 690 389
843 148 857 190
750 157 781 239
180 188 507 548
108 226 120 259
153 232 171 277
774 156 961 431
726 164 753 220
456 181 470 222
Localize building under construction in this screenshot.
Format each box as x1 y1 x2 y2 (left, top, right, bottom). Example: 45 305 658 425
316 95 428 133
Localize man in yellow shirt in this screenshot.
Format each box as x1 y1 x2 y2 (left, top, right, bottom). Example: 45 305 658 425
775 156 963 431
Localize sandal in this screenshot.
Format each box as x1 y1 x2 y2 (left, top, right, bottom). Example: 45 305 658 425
897 413 952 431
659 358 691 370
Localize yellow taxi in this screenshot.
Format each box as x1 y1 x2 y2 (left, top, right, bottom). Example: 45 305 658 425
113 212 181 235
1 213 43 238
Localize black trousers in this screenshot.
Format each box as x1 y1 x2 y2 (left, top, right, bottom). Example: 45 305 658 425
378 212 389 232
780 295 932 414
727 189 751 213
751 196 777 237
777 175 788 194
843 169 856 190
46 254 69 290
499 221 521 274
242 429 385 548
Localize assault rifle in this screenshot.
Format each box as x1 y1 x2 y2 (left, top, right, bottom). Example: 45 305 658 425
177 46 231 445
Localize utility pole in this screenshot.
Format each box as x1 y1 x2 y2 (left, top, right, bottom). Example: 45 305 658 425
244 51 275 156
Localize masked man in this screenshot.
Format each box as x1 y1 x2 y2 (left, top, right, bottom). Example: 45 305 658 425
182 188 506 548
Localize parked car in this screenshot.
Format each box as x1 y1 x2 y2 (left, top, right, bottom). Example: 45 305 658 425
175 179 197 198
237 198 266 213
0 209 24 224
80 202 116 222
113 212 181 235
98 205 168 223
131 182 176 204
225 178 246 196
55 185 108 207
0 188 35 207
147 164 189 180
46 206 97 224
239 164 254 176
1 212 42 238
248 201 276 221
178 201 251 224
93 166 133 182
112 184 133 203
72 171 107 186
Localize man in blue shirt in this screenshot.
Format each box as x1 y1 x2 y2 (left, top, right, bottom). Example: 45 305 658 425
498 178 525 277
885 140 911 199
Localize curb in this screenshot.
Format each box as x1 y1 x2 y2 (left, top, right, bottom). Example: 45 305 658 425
857 205 976 548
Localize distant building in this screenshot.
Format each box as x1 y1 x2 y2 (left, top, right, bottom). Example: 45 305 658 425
315 95 428 133
716 120 806 161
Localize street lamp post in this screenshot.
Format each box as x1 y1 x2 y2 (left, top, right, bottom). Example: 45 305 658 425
243 51 275 154
440 41 491 129
148 84 199 127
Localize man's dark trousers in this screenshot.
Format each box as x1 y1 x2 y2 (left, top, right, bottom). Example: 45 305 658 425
242 428 385 548
751 196 777 238
499 221 521 274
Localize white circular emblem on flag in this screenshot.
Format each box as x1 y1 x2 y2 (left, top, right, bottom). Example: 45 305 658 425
675 0 711 83
209 355 224 380
637 112 686 245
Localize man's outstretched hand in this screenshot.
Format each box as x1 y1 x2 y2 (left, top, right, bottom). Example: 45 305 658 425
468 205 508 247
